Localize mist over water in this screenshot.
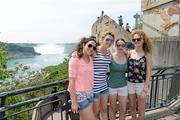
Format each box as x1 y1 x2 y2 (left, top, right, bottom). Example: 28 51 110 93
34 43 64 54
8 44 67 71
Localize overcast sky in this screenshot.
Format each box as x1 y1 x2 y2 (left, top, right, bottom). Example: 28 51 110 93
0 0 141 43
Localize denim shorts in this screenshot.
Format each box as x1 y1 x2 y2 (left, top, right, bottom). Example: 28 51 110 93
76 91 93 110
93 89 109 102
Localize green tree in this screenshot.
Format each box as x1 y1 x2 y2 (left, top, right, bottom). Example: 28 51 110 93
0 42 14 82
0 56 69 120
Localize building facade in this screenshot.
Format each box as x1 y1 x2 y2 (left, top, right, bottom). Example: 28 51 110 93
142 0 180 66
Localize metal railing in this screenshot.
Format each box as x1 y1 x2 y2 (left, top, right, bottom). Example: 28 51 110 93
147 66 180 109
0 66 180 120
0 80 70 120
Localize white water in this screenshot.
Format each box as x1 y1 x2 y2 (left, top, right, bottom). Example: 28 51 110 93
34 43 64 54
8 44 68 71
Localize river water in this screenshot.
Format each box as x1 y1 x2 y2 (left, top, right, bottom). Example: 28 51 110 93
7 43 69 71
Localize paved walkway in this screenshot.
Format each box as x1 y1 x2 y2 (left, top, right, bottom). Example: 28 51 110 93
46 110 71 120
157 113 180 120
45 97 180 120
46 111 62 120
46 111 180 120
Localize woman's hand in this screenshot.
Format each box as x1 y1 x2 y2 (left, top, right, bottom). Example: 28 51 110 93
140 90 148 99
123 49 130 58
71 51 78 58
71 102 79 113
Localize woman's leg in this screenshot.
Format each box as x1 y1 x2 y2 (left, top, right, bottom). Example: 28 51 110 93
100 94 108 120
128 94 137 120
93 99 100 119
79 104 96 120
109 94 117 120
137 95 146 120
118 96 127 120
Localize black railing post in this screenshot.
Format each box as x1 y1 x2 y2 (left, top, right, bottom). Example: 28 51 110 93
40 107 42 120
149 77 154 108
50 103 54 120
154 76 159 107
27 111 30 120
0 96 6 120
65 91 69 120
161 74 165 107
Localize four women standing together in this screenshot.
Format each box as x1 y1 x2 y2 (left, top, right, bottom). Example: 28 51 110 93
68 30 152 120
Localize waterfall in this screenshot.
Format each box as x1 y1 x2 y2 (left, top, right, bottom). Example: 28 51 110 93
34 43 64 54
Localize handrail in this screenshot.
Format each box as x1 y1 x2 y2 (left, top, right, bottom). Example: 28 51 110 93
0 66 179 120
152 65 180 70
0 80 68 98
0 90 67 112
0 66 178 98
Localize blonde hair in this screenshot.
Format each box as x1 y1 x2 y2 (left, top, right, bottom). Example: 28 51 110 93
132 30 153 54
99 31 115 44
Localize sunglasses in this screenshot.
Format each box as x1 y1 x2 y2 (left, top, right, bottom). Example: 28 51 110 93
132 38 141 42
88 44 96 51
105 38 114 43
116 44 125 48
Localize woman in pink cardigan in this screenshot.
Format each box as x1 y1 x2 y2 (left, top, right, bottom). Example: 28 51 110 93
68 37 97 120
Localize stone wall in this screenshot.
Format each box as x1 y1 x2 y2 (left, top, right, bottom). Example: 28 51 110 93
142 0 180 37
152 37 180 67
142 0 180 67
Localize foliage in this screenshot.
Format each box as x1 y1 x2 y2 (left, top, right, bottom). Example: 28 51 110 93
1 57 69 92
0 58 69 120
0 42 14 82
43 58 69 82
7 96 30 120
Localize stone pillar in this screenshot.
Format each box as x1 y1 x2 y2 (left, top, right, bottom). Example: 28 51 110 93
133 13 140 29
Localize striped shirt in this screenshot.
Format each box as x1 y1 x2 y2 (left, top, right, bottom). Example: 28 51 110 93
93 50 111 94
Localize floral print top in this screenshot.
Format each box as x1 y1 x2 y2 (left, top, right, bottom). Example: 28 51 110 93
128 56 147 83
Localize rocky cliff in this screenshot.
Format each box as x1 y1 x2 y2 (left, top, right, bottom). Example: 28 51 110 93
7 43 40 58
91 11 132 43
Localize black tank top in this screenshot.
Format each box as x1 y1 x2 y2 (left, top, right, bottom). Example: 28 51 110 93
128 56 146 83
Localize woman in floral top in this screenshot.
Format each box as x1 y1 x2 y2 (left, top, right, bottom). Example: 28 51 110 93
127 30 153 120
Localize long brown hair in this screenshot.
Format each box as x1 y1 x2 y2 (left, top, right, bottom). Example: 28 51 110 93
115 38 126 46
75 37 96 58
132 30 153 54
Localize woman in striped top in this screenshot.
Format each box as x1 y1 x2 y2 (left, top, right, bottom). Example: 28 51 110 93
93 32 114 120
71 33 114 119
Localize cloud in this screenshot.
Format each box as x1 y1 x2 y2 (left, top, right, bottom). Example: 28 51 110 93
0 0 141 43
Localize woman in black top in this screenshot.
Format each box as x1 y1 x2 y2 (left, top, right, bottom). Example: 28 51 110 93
127 30 153 120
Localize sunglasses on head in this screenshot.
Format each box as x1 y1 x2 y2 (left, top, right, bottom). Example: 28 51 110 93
132 38 141 42
116 44 125 48
105 38 114 43
88 44 96 51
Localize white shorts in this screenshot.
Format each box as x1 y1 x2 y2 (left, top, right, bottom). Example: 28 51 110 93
127 82 144 95
109 86 128 96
